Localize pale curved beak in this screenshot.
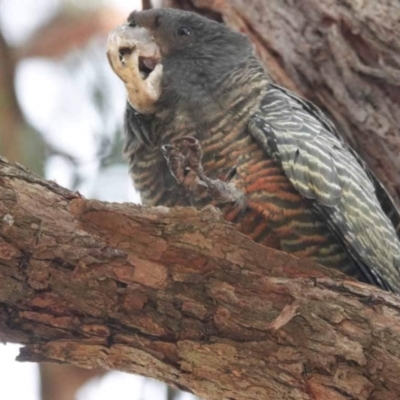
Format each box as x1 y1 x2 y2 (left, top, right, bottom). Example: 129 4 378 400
107 24 161 80
106 23 163 114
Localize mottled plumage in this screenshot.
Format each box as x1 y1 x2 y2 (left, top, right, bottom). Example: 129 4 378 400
109 9 400 293
250 85 400 291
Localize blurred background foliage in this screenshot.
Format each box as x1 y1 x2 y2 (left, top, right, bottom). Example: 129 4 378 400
0 0 194 399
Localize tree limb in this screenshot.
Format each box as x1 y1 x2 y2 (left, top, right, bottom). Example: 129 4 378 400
1 159 400 399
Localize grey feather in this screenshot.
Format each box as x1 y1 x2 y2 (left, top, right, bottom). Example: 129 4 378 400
249 84 400 293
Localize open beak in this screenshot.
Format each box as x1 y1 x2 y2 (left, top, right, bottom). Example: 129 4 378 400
107 24 161 81
107 23 163 114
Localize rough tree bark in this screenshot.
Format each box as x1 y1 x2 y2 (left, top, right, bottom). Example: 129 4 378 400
2 158 400 400
163 0 400 208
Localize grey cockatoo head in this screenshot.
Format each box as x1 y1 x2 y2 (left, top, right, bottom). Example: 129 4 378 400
107 8 256 114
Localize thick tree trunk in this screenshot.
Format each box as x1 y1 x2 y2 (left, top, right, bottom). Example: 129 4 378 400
2 159 400 399
163 0 400 207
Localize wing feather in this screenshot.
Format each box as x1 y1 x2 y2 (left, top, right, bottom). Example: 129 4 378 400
249 84 400 293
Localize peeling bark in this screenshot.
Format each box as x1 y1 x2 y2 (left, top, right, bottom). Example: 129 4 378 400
1 159 400 399
164 0 400 208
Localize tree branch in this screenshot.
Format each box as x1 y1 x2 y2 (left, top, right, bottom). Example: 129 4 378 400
1 158 400 399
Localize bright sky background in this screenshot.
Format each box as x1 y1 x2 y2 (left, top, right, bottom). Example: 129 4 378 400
0 0 193 399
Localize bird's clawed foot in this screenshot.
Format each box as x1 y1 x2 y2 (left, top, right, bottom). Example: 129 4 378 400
162 136 244 205
161 136 207 195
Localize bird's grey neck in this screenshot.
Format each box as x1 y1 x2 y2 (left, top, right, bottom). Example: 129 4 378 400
156 56 269 140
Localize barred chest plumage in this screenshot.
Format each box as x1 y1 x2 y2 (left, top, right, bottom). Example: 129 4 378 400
125 88 357 279
126 60 269 208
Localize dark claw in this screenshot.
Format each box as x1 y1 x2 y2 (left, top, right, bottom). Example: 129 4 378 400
225 166 237 182
161 144 177 155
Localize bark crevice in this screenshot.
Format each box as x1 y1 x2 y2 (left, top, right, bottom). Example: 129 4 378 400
1 158 400 399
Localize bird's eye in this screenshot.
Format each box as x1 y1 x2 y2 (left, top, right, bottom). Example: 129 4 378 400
177 26 192 36
128 20 137 28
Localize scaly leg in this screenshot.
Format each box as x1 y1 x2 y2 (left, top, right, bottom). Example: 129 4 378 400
162 136 244 205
